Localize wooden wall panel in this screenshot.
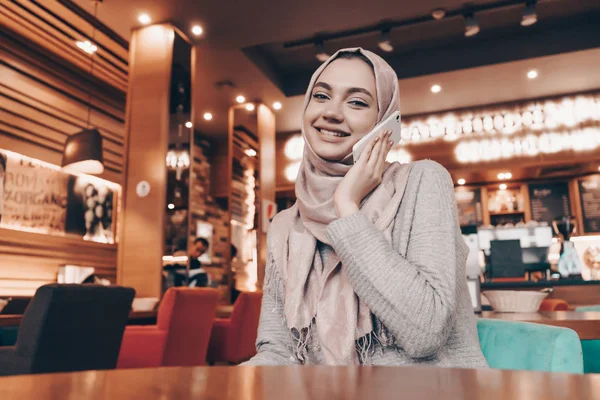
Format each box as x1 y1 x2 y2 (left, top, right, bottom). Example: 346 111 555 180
0 29 126 182
0 228 118 296
257 105 276 289
0 1 126 296
117 25 175 298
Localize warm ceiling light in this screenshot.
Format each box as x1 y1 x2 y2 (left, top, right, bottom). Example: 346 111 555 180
432 9 446 20
498 173 505 179
527 69 538 79
167 203 175 210
504 172 512 179
245 103 255 111
185 121 193 128
236 95 246 104
203 113 212 121
457 178 466 185
499 184 507 190
75 40 98 54
138 13 151 25
191 25 203 36
521 1 538 26
314 42 330 62
245 149 257 157
377 31 393 52
273 101 282 110
431 84 442 94
464 14 480 37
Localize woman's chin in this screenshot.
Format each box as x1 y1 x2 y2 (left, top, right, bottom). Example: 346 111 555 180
315 149 350 162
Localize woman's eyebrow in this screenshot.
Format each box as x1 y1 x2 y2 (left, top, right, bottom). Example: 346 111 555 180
313 82 332 91
347 87 374 99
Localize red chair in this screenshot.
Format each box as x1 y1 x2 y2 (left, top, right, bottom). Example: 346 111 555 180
207 291 263 364
539 299 569 311
117 288 219 368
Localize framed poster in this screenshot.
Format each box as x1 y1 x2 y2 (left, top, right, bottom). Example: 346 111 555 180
578 177 600 233
0 149 119 243
528 182 571 225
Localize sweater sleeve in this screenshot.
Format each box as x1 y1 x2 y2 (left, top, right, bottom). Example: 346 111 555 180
325 162 461 358
241 253 300 366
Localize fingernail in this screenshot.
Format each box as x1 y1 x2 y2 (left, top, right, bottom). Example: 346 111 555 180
389 140 394 146
375 137 380 142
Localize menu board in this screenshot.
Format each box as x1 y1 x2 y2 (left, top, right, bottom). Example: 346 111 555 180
528 182 571 225
455 188 483 227
578 178 600 233
0 150 118 243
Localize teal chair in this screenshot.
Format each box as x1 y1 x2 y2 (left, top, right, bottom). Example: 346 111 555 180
477 319 583 374
575 305 600 312
575 306 600 374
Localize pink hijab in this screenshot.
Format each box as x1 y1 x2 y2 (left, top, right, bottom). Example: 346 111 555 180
269 48 412 364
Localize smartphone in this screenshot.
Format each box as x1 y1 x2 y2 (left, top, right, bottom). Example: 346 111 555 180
352 111 402 163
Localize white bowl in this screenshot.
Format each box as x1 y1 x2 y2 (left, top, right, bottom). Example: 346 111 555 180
482 290 549 313
131 297 159 312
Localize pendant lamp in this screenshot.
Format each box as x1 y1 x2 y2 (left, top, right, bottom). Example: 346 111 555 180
62 0 104 175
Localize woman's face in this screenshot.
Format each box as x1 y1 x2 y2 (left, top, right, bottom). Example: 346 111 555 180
303 57 378 162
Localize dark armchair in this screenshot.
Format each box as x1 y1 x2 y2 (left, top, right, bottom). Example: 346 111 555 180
0 284 135 376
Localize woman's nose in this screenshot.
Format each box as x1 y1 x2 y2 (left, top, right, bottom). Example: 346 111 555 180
322 101 344 122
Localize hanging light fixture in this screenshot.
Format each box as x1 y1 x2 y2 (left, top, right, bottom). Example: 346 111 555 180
63 0 104 175
314 41 330 62
377 30 393 52
521 0 538 26
464 13 480 37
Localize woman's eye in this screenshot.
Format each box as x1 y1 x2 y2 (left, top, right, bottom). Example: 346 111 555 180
312 93 329 100
349 100 368 107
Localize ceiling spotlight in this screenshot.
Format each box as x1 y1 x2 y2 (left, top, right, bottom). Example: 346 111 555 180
75 40 98 54
138 13 151 25
377 30 393 53
314 42 330 62
499 184 507 190
236 95 246 104
521 1 538 26
504 172 512 179
464 14 480 37
245 103 255 111
191 25 203 36
185 121 193 128
431 84 442 94
527 69 538 79
245 149 257 157
432 8 446 20
273 101 282 110
203 113 212 121
167 203 175 210
498 173 505 179
457 178 466 185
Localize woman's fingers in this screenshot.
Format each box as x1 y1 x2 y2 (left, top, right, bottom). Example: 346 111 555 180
376 135 394 176
359 131 381 164
368 130 390 170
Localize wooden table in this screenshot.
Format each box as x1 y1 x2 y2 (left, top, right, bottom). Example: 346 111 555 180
481 311 600 340
0 366 599 399
0 305 234 328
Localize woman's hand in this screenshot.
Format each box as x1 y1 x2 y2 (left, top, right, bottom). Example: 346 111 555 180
334 129 394 218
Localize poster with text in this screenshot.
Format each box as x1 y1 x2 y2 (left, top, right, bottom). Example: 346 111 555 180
0 153 68 234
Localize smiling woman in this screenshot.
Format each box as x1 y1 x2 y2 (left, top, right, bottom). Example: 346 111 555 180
243 47 488 368
303 52 378 162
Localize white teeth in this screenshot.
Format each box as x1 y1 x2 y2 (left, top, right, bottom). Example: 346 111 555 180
319 128 347 137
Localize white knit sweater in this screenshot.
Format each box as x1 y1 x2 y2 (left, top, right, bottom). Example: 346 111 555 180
244 160 488 368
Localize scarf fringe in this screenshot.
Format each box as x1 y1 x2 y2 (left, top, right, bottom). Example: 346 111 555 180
266 252 397 364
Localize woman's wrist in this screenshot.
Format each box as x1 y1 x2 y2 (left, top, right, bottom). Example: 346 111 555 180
335 201 360 219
